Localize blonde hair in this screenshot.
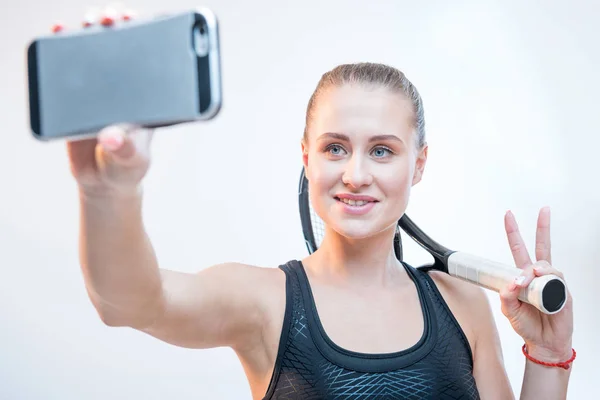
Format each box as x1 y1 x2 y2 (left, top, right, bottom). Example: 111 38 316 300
303 62 426 148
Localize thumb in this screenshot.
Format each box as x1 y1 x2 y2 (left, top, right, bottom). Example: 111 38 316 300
95 125 152 188
499 275 526 318
97 125 137 162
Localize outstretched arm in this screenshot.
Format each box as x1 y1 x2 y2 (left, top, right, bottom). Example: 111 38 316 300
80 186 277 352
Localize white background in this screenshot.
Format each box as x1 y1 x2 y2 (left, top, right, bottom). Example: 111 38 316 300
1 0 598 398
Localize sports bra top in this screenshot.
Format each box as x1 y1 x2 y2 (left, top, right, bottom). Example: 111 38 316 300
262 260 480 400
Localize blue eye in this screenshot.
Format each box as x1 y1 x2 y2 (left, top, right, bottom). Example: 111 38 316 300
326 144 346 156
372 147 392 158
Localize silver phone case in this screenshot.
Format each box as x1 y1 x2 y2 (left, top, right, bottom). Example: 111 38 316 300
27 8 222 141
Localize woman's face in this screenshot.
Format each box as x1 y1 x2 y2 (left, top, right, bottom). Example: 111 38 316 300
302 84 428 241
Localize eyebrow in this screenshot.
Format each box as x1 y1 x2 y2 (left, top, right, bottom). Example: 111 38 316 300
317 132 404 144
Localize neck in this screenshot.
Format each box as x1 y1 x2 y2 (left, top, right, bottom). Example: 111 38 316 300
304 225 406 288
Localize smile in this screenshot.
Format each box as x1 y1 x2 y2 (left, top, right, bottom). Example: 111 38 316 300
336 198 371 206
334 195 379 215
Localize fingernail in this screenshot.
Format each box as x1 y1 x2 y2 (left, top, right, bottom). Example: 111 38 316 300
51 23 64 33
514 276 526 286
102 5 120 24
83 15 95 27
100 5 117 27
122 9 137 21
100 133 124 151
100 16 115 26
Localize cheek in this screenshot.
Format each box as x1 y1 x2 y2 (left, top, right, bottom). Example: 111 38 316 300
381 160 413 185
378 163 414 201
308 155 340 189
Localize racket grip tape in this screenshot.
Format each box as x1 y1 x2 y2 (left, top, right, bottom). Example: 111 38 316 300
446 252 567 315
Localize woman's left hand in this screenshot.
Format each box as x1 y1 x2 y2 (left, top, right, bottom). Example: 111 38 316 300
499 207 574 362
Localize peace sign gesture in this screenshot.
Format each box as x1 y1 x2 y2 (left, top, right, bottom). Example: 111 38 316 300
499 207 574 361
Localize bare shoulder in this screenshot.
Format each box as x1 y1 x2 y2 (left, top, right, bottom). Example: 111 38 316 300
233 262 287 303
204 261 285 287
164 261 286 306
425 271 512 398
242 263 288 327
427 270 494 351
207 262 288 323
427 270 489 307
239 262 286 291
196 261 287 317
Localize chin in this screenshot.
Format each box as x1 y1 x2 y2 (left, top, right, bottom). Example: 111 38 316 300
315 200 399 241
328 219 394 241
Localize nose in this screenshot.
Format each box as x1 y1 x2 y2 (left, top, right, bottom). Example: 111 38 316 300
342 155 373 188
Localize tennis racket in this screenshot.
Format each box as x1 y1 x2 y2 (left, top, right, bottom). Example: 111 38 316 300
297 168 567 315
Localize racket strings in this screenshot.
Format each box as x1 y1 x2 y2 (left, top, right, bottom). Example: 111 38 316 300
308 196 326 247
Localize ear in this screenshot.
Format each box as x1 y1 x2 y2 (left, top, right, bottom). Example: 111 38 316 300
301 140 309 171
412 144 428 186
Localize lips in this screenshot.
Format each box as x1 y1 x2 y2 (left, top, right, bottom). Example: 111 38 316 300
336 197 372 206
334 194 379 203
334 195 378 215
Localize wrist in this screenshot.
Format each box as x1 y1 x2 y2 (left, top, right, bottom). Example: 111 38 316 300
523 342 575 370
525 343 573 363
78 183 143 203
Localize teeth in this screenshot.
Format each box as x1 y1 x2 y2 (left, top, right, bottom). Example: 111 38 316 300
340 198 369 206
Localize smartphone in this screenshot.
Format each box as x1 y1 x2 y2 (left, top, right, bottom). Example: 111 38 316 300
26 8 222 141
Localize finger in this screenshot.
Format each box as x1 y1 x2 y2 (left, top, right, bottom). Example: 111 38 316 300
505 210 533 269
122 8 138 21
128 127 154 158
516 265 536 288
98 124 153 161
106 2 125 14
93 3 118 27
100 8 117 27
533 261 564 280
499 277 524 319
66 137 99 178
51 22 65 33
97 125 137 161
83 7 102 28
535 206 552 264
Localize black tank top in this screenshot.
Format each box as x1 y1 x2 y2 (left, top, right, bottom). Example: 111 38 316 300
262 260 480 400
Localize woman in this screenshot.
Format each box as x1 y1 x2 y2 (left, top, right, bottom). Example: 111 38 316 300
67 14 574 400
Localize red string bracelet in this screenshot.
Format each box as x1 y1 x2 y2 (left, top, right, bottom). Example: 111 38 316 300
522 344 576 370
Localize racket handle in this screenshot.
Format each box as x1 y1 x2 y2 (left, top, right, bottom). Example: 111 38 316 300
447 252 567 314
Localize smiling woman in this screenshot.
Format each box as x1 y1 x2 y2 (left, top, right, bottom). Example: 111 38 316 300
68 42 574 398
277 62 574 400
301 67 427 245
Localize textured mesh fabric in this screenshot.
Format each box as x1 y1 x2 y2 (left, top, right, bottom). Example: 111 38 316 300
263 261 480 400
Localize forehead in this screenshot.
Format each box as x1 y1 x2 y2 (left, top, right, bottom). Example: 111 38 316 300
310 84 415 141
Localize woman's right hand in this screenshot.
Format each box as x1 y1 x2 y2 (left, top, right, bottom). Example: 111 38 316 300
53 5 152 196
67 125 154 196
